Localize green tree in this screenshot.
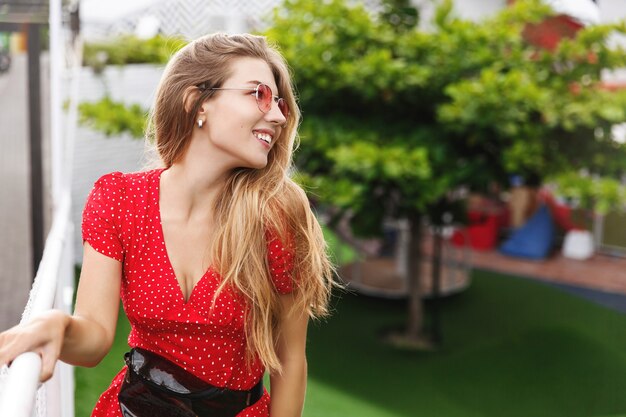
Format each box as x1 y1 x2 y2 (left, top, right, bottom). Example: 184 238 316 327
265 0 626 347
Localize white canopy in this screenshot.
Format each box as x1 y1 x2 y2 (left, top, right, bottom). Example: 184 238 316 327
546 0 600 25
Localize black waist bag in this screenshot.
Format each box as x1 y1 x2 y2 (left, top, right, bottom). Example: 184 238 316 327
118 348 263 417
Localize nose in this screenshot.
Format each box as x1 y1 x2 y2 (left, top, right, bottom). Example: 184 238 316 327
265 99 287 126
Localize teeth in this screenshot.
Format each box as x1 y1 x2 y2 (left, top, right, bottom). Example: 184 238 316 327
254 132 272 144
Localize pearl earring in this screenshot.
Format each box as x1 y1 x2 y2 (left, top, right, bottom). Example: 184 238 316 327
197 119 203 128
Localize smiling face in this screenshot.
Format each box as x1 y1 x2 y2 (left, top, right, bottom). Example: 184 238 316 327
200 57 287 170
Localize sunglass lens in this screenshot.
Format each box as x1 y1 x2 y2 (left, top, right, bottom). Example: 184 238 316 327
278 99 290 119
256 84 272 113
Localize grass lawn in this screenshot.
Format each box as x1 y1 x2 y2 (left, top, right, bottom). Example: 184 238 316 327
75 269 626 416
305 271 626 417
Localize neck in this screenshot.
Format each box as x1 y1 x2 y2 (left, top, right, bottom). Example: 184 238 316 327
161 155 229 223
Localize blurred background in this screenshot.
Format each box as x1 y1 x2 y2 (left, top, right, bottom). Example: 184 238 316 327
1 0 626 416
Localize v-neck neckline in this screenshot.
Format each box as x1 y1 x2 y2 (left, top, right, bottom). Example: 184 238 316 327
155 168 213 304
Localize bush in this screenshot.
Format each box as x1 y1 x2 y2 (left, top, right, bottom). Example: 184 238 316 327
83 35 188 72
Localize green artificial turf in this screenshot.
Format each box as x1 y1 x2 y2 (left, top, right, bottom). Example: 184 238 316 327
75 270 626 416
304 271 626 417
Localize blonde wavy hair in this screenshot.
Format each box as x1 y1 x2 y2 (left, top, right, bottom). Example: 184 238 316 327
146 33 335 373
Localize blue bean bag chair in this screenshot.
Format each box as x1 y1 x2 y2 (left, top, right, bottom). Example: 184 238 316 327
500 205 555 260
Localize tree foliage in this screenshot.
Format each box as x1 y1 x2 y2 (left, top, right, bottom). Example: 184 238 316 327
552 171 625 215
265 0 626 236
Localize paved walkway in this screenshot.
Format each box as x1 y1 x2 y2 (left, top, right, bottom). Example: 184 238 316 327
466 247 626 295
0 53 51 332
0 54 34 331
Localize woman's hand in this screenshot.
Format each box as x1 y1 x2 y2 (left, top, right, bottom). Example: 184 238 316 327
0 310 69 382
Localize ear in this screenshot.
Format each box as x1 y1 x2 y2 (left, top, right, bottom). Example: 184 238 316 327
182 86 207 115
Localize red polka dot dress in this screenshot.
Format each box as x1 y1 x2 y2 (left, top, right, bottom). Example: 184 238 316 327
82 169 295 417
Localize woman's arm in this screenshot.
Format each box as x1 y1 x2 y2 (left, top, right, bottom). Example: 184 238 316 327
269 293 309 417
61 242 122 366
0 242 121 381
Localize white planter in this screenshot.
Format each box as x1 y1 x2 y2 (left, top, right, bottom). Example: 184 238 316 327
562 230 595 260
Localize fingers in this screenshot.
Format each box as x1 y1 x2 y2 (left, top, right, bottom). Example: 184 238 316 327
0 334 59 382
39 354 56 382
0 316 65 382
39 344 61 382
0 326 27 368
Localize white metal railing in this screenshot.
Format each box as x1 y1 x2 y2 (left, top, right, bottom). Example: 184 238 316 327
0 191 75 417
0 0 81 414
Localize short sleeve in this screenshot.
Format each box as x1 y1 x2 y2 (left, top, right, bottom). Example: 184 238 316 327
82 172 126 262
267 233 295 295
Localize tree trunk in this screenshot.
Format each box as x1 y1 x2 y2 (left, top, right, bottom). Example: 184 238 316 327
406 213 425 340
431 224 443 345
383 212 434 350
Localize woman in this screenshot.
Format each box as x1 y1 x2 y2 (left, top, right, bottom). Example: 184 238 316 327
0 33 335 416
